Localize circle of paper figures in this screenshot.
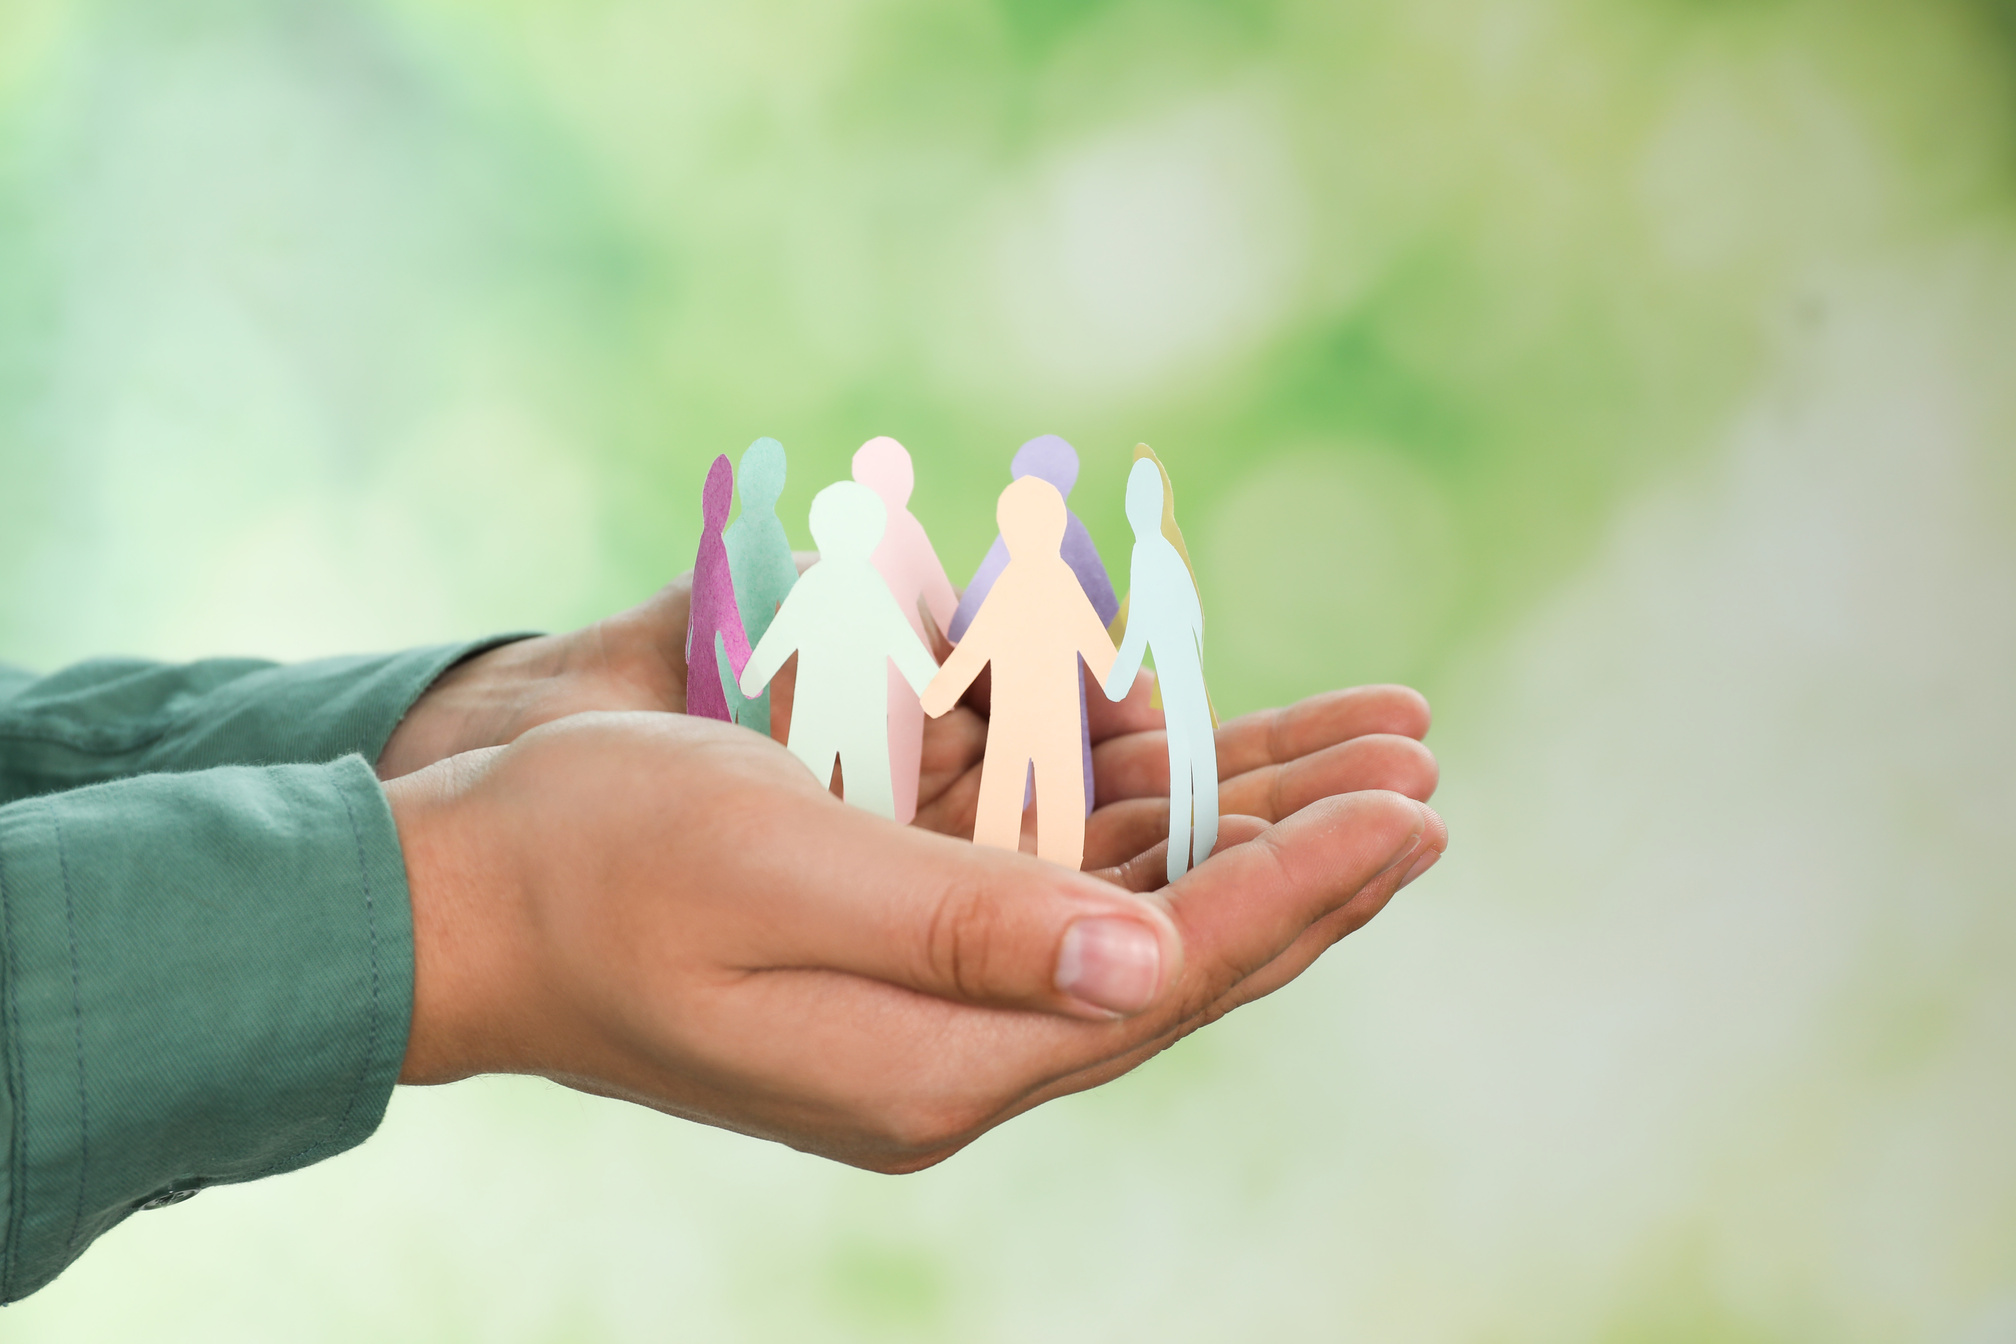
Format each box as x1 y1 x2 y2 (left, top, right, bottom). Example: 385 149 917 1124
685 433 1216 876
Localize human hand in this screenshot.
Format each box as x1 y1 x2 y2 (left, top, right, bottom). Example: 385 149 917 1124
384 710 1447 1171
914 670 1439 874
377 565 1440 883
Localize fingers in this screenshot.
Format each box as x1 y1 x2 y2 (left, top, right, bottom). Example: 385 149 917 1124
1213 685 1431 779
1085 666 1163 743
1220 733 1438 815
727 793 1184 1021
1085 730 1436 870
1092 685 1433 806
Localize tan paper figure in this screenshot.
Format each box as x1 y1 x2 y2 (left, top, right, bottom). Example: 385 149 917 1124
852 436 959 825
921 477 1118 869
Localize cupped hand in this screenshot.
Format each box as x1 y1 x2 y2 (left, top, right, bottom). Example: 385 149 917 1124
384 711 1446 1171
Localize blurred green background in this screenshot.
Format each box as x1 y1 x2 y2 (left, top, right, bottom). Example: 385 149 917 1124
4 0 2015 1339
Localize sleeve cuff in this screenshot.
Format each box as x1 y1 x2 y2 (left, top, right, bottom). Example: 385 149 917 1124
0 756 413 1302
147 635 536 773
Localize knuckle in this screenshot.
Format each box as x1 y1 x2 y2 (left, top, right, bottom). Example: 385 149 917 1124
871 1093 991 1158
921 877 1004 1002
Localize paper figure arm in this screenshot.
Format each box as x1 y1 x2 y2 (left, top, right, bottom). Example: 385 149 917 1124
919 542 959 643
882 591 941 697
1103 583 1149 701
738 591 803 698
920 605 992 717
1073 590 1120 691
718 600 753 681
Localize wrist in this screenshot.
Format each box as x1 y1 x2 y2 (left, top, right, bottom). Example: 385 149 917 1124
387 749 531 1084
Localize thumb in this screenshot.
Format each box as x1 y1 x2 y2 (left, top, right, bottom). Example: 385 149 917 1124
736 797 1184 1020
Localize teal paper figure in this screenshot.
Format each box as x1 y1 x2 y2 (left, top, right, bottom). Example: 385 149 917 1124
852 436 959 825
1102 458 1218 881
739 480 941 819
720 437 799 736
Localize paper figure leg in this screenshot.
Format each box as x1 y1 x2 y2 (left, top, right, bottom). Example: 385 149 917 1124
841 727 897 820
786 734 839 795
1033 737 1088 870
974 744 1030 855
1166 722 1194 886
1078 668 1094 817
1192 722 1219 874
1029 669 1093 814
886 662 924 825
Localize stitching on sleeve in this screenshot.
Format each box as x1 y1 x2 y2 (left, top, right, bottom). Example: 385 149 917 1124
0 831 26 1300
47 804 88 1264
330 785 382 1146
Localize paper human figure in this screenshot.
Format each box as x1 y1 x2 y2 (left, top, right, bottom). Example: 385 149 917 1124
686 454 753 723
852 436 959 824
1107 443 1218 730
922 477 1118 869
946 434 1117 815
720 437 799 736
740 480 940 819
1103 458 1218 881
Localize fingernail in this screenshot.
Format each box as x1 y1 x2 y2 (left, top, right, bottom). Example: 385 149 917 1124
1398 847 1440 888
1055 917 1162 1016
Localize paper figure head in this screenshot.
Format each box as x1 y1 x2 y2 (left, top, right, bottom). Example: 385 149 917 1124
739 438 786 512
998 476 1068 560
1011 434 1078 496
808 479 888 561
702 454 735 529
1125 457 1167 535
850 436 914 509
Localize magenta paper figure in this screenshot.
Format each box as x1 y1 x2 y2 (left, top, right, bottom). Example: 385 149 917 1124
852 436 958 824
947 434 1117 813
685 454 753 722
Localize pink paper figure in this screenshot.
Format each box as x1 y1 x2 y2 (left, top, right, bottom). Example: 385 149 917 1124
946 434 1117 815
852 436 960 825
684 454 753 722
922 477 1118 869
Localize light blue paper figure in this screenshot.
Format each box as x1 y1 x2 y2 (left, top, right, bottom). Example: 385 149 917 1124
1103 458 1218 881
719 437 799 736
739 480 940 819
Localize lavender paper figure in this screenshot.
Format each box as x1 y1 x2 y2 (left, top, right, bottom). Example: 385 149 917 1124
721 437 799 736
685 454 753 722
948 434 1116 814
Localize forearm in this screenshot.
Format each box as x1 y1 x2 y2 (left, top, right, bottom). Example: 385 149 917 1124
0 638 529 804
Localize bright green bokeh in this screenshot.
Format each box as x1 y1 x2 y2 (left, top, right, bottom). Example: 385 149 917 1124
3 2 2014 1340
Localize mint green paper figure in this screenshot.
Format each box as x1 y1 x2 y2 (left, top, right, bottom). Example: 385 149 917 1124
739 480 941 819
719 437 799 736
1102 458 1218 881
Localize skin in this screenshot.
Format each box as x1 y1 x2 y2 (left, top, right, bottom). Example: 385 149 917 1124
376 568 1446 1174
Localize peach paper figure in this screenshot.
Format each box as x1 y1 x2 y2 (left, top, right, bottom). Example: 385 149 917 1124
922 477 1118 869
686 454 753 723
852 436 959 824
1103 458 1218 882
721 437 799 737
947 434 1117 815
739 480 939 819
1107 443 1218 730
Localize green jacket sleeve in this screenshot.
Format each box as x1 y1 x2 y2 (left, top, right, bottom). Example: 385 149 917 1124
0 759 412 1302
0 634 533 1302
0 638 530 805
